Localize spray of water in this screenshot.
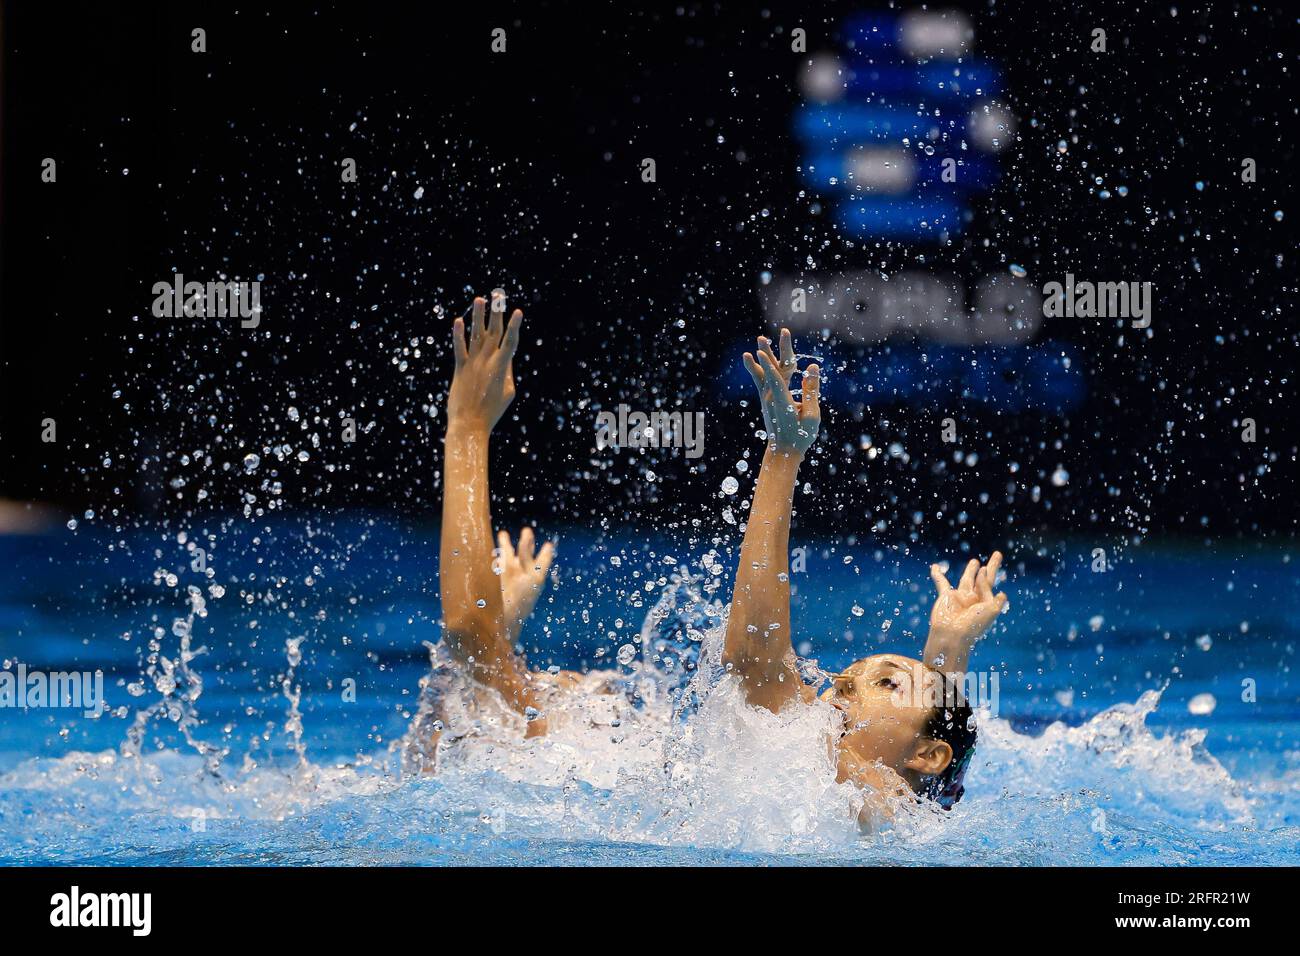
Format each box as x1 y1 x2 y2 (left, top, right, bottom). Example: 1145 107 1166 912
122 582 225 778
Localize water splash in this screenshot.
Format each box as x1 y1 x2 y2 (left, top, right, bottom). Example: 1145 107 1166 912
281 635 312 780
122 583 224 777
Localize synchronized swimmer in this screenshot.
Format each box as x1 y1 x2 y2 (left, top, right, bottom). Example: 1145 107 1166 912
430 289 1009 820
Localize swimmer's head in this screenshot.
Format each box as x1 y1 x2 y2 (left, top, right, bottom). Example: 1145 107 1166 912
819 653 976 808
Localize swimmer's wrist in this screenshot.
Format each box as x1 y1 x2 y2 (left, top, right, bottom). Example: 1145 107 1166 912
764 443 805 465
924 625 982 672
447 417 492 440
923 626 960 661
926 623 971 646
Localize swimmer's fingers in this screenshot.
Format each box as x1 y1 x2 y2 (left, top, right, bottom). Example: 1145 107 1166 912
743 352 778 430
518 525 535 562
756 348 795 410
470 296 487 350
774 329 795 385
753 337 777 394
496 530 516 568
976 552 1004 601
488 290 506 344
987 552 1008 612
774 330 795 371
800 363 821 422
958 558 980 593
491 312 521 397
501 309 522 360
978 589 1009 629
744 353 777 412
760 333 796 386
534 540 556 579
754 351 788 430
929 563 953 595
452 317 468 368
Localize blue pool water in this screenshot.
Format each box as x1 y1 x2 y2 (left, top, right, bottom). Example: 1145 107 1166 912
1 516 1297 865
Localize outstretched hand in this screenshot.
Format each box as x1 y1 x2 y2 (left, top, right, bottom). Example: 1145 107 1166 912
495 526 556 631
927 551 1008 655
742 328 821 456
446 290 522 432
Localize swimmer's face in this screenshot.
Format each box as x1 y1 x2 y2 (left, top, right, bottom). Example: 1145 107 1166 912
819 654 953 786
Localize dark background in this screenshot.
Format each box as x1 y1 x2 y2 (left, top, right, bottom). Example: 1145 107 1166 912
1 0 1296 552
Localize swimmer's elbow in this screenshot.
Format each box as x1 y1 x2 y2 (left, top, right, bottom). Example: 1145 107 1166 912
442 611 507 659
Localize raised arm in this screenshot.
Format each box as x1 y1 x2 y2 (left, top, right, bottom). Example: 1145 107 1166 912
922 551 1007 679
723 330 821 713
439 291 542 727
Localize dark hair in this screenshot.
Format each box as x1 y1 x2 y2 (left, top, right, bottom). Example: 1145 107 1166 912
921 673 977 810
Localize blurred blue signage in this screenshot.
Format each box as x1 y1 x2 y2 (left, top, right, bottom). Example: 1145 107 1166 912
739 8 1083 414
